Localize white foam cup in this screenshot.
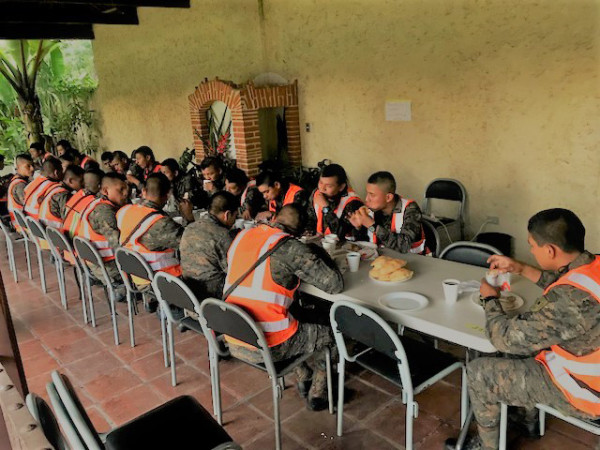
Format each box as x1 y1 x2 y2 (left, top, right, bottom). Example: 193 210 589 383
442 278 460 305
346 252 361 272
322 240 336 253
243 220 255 230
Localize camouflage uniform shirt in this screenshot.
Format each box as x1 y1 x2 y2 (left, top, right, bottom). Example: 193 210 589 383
88 197 121 250
180 214 235 298
50 184 72 221
372 196 425 253
173 172 208 209
240 186 267 218
484 251 600 356
306 188 365 239
136 199 184 251
9 176 28 206
270 182 309 215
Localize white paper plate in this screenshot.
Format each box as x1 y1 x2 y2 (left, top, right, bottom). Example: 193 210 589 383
471 291 524 312
369 270 413 285
378 292 429 311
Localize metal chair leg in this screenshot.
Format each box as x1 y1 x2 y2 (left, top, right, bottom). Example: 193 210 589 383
460 365 468 426
325 347 334 414
336 359 345 437
108 288 119 346
160 309 168 367
499 403 508 450
211 347 223 425
86 277 96 327
272 378 282 450
24 240 32 279
168 321 176 386
127 290 135 347
37 247 46 293
75 267 88 324
405 397 415 450
539 408 546 436
10 245 18 283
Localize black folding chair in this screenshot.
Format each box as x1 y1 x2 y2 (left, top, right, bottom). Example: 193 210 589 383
0 219 24 283
330 300 467 450
422 178 467 246
25 216 50 293
13 209 33 279
421 218 441 257
439 241 502 268
26 392 69 450
198 298 333 450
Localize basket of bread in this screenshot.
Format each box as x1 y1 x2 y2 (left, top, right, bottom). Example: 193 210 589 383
369 256 414 283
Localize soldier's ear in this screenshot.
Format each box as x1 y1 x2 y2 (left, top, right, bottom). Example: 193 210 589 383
385 192 395 203
546 243 557 259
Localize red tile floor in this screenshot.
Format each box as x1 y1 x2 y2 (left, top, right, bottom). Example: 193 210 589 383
2 240 598 449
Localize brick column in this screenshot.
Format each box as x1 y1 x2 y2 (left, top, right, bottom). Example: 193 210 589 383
233 108 262 176
285 106 302 167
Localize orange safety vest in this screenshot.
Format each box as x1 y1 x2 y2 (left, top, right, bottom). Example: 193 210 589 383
535 256 600 416
313 189 361 235
79 155 92 168
269 183 303 213
7 176 27 231
76 198 116 262
143 164 162 181
367 198 427 254
116 204 181 276
38 184 68 229
62 190 95 238
23 176 58 220
240 179 256 204
224 225 298 348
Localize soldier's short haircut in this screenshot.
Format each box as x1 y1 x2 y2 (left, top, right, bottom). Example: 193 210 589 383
59 152 75 163
200 156 222 171
256 170 282 188
102 172 126 188
161 158 180 174
101 151 114 162
144 173 171 198
64 165 84 179
275 204 307 235
29 142 44 152
225 167 249 188
15 153 33 164
111 150 128 161
134 146 155 160
367 171 396 194
41 157 62 176
84 169 104 192
209 191 239 215
56 139 71 150
320 163 347 186
527 208 585 253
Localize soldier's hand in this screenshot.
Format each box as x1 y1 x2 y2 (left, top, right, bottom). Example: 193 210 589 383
480 279 501 298
348 211 362 229
356 206 375 227
487 255 524 275
242 210 253 220
255 211 273 222
179 199 194 222
314 191 328 208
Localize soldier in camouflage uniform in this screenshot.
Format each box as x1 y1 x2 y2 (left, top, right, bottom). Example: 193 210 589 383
348 171 427 253
160 158 208 212
254 171 309 222
227 204 344 411
306 163 364 239
224 167 266 219
45 165 84 222
78 173 130 283
446 209 600 450
200 156 225 195
180 191 238 299
8 154 35 207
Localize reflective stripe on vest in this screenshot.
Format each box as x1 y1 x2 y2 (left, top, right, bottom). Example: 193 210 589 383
116 204 181 276
535 256 600 416
77 198 115 261
269 183 303 213
313 190 361 235
39 184 67 229
240 179 256 204
225 225 298 347
367 198 427 254
23 177 57 219
80 156 90 168
7 176 27 231
62 190 95 238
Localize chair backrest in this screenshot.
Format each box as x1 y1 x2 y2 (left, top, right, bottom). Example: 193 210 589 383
73 236 103 266
198 298 278 375
439 241 502 267
421 218 440 257
50 371 103 450
13 210 29 235
46 382 88 450
422 178 466 221
45 227 73 254
0 220 14 244
330 300 413 391
26 392 69 450
26 216 46 241
116 247 154 291
152 272 201 316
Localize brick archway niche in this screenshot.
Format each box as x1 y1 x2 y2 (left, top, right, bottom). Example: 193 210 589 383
188 77 302 176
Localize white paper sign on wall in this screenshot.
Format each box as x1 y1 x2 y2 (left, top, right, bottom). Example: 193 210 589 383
385 100 412 121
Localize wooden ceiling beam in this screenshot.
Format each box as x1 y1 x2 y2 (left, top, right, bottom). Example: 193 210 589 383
0 23 94 39
0 3 139 25
0 0 190 7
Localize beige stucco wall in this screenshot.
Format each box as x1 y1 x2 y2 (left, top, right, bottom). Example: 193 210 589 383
93 0 600 260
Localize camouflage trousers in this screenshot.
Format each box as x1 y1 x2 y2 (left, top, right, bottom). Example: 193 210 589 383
228 322 336 399
468 356 590 450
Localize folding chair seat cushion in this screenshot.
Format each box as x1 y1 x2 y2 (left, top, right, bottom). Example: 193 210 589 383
104 396 233 450
180 316 204 334
355 337 459 388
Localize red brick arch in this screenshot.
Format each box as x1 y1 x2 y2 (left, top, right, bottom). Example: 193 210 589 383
189 77 302 176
